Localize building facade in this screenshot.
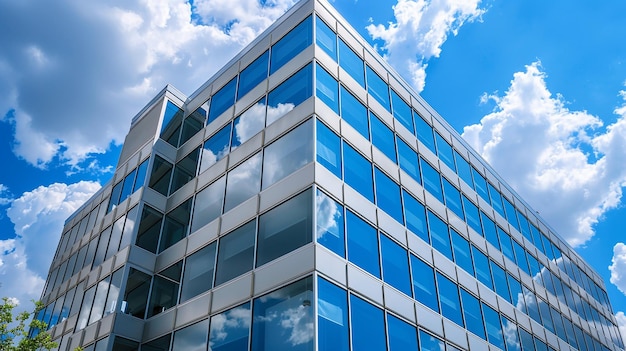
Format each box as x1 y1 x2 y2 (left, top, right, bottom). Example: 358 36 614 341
37 0 624 350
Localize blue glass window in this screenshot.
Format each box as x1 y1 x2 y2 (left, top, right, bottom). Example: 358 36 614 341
133 159 149 192
402 190 428 242
451 230 474 276
488 183 505 217
481 212 499 248
461 289 485 339
503 197 521 232
454 151 473 186
517 210 532 241
318 278 348 351
529 224 542 249
338 39 364 87
490 260 510 302
366 65 390 111
501 317 521 351
199 123 231 174
209 302 252 351
472 245 492 289
483 303 504 349
435 133 455 171
471 167 489 203
180 242 216 302
232 98 266 150
387 314 418 351
519 327 535 351
316 63 339 114
107 181 123 213
267 63 313 125
238 51 269 100
436 272 463 326
375 168 403 223
524 286 541 323
428 211 452 260
347 211 379 278
350 294 386 351
339 86 368 138
507 274 524 312
208 77 237 122
414 113 436 153
462 195 481 234
391 90 413 133
316 120 342 178
527 254 541 277
174 319 208 351
513 240 530 275
316 16 337 60
410 255 438 312
397 138 420 182
419 330 444 351
371 114 397 163
420 157 442 202
214 220 255 286
270 16 312 74
343 143 373 202
538 298 555 334
498 228 515 262
381 235 411 296
160 101 184 146
442 178 463 219
119 169 137 204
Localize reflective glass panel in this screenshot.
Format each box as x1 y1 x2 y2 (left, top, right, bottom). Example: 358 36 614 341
380 235 411 296
316 190 345 257
350 294 386 351
481 212 499 248
338 39 364 87
419 330 444 351
451 229 474 275
170 147 200 194
461 288 485 339
133 159 149 192
316 64 339 114
488 183 505 217
148 155 173 196
391 90 413 133
173 319 208 351
387 314 418 351
507 274 524 313
238 50 269 100
318 277 348 351
490 260 510 302
517 210 532 241
498 228 515 262
316 16 337 60
199 123 231 174
214 220 256 286
161 101 184 146
180 243 216 302
454 151 473 187
371 113 396 163
209 302 251 351
428 210 452 260
224 153 262 212
180 108 206 146
251 277 313 351
135 205 163 254
414 113 436 153
346 211 379 278
257 189 312 266
159 198 192 253
88 276 110 324
262 119 313 189
472 245 492 289
513 240 530 275
267 63 313 125
107 181 123 213
316 120 341 178
442 178 463 219
374 168 403 223
420 157 442 202
92 226 111 268
147 274 179 318
339 86 368 138
76 285 95 329
463 195 481 234
483 303 504 349
410 255 438 312
435 132 455 171
104 269 124 317
343 142 373 202
397 137 420 182
106 215 125 260
142 334 171 351
232 98 267 150
366 65 390 111
402 190 428 242
208 77 237 122
503 197 520 232
191 176 226 233
437 272 463 326
501 316 521 351
119 169 137 204
270 16 312 74
472 167 489 203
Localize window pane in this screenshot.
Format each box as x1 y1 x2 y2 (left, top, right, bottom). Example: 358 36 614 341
463 195 481 234
199 123 232 174
381 235 411 296
161 101 184 146
442 178 463 219
106 215 125 260
315 190 345 257
316 16 337 60
498 228 515 262
488 183 505 218
232 98 267 150
428 210 452 260
142 334 171 351
451 229 474 276
173 319 208 351
350 294 386 351
472 167 489 203
375 168 403 223
147 274 179 318
507 274 524 313
316 64 339 113
370 113 397 163
397 138 420 182
461 289 485 339
483 303 504 349
119 169 137 204
104 269 124 317
224 153 262 212
262 119 313 189
191 176 225 233
208 77 237 122
387 314 418 351
214 220 256 286
340 86 368 139
135 205 163 254
420 157 442 202
316 120 341 178
503 197 521 232
93 226 111 268
338 39 364 87
133 159 149 192
434 133 455 171
267 63 313 125
501 316 521 351
366 65 390 111
89 276 111 324
517 210 532 242
180 108 206 146
270 16 312 74
77 285 95 330
148 155 173 196
410 255 438 312
513 240 530 275
170 147 200 194
343 142 373 202
437 272 463 326
472 245 492 289
391 90 413 133
490 260 510 302
238 50 269 100
414 113 435 153
122 268 151 318
251 277 314 351
402 190 428 242
159 198 192 253
318 277 348 351
481 212 499 249
454 151 473 187
107 181 123 213
419 330 444 351
210 302 251 351
346 211 380 278
180 243 216 302
257 189 313 266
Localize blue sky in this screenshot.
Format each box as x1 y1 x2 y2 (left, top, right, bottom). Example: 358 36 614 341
0 0 625 340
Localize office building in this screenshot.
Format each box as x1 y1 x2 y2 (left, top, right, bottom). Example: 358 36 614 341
37 0 625 350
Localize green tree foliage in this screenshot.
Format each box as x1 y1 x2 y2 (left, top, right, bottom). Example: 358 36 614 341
0 297 57 351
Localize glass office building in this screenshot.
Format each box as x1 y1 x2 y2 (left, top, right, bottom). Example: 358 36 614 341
37 0 624 350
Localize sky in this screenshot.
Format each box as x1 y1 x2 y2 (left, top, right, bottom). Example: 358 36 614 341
0 0 625 342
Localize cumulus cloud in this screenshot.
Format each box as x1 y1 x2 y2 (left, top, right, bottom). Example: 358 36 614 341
366 0 485 92
463 62 626 247
610 243 626 295
0 181 100 306
0 0 296 170
0 184 13 206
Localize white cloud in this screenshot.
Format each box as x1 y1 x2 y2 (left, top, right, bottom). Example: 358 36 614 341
0 181 100 306
610 243 626 295
0 0 295 170
462 62 626 247
366 0 485 92
616 312 626 348
0 184 12 206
